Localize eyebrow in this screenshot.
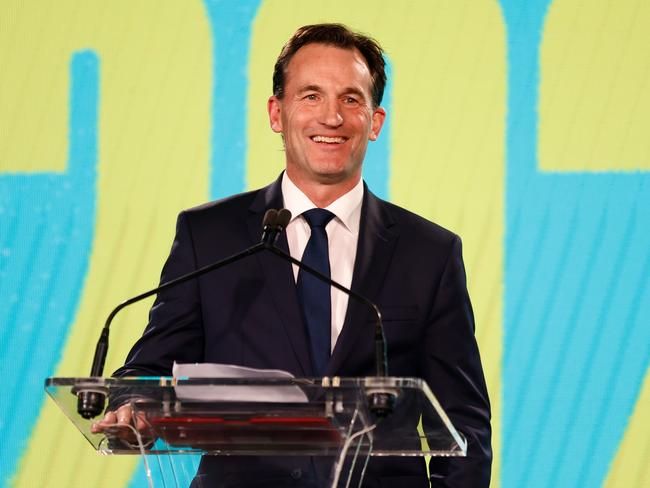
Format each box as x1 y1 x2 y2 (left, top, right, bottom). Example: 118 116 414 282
298 84 322 94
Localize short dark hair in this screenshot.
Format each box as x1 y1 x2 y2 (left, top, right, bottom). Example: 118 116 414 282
272 23 386 108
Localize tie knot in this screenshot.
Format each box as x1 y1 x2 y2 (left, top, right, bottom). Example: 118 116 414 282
302 208 335 229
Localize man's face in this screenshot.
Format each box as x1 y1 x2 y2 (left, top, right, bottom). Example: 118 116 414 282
268 43 386 188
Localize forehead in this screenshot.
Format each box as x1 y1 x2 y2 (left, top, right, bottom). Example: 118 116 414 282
284 43 373 93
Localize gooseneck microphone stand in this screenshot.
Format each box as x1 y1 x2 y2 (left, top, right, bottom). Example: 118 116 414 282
77 208 394 419
77 210 284 419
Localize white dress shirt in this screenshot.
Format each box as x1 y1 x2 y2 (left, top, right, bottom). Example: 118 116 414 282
281 172 363 352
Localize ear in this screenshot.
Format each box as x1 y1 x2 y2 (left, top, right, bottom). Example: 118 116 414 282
368 106 386 141
268 96 283 133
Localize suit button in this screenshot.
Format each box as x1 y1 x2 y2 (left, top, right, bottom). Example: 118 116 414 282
291 468 302 479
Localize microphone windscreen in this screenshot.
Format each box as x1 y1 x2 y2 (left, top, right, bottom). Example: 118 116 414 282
263 209 279 227
277 208 292 229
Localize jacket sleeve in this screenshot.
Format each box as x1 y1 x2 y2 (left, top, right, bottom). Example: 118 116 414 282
423 235 492 487
113 211 205 377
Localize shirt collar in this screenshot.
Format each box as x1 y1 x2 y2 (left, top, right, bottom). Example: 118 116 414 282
281 172 363 234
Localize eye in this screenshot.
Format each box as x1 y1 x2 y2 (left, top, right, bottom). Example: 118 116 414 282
304 93 319 101
343 96 360 105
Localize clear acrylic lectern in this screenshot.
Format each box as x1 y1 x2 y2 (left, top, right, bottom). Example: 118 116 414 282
46 376 466 487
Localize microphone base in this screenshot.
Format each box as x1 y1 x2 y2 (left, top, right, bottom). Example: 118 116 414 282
364 376 399 417
368 391 396 417
77 390 107 419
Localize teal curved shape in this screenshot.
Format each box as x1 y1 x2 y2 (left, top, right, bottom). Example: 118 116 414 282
363 61 392 200
206 0 263 199
500 1 650 486
0 51 99 484
128 2 263 486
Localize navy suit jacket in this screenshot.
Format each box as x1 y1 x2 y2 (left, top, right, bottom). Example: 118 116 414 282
115 175 491 487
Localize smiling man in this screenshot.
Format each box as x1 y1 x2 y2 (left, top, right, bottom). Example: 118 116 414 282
268 41 385 206
104 24 492 487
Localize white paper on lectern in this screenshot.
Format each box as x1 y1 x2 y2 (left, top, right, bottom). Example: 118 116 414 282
172 362 308 403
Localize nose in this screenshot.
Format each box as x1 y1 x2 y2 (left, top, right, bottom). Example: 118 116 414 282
318 99 343 127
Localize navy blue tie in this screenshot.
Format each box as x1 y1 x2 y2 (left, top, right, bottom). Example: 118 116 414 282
297 209 335 376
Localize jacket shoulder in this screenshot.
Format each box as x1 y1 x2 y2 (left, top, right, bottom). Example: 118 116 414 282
182 189 258 220
377 197 460 247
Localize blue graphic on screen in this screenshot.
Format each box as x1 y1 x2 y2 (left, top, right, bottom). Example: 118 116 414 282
500 1 650 486
0 51 99 481
208 0 263 200
363 61 391 200
128 2 264 486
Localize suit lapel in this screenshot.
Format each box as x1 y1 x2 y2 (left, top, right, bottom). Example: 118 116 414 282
326 188 398 376
247 176 313 376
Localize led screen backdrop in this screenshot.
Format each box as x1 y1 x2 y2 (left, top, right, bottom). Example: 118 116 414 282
0 0 648 486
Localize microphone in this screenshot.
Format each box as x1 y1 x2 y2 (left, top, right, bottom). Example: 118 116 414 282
261 208 290 245
76 210 281 419
261 209 278 244
265 210 395 416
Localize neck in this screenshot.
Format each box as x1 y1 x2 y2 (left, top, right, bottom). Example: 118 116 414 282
286 171 360 208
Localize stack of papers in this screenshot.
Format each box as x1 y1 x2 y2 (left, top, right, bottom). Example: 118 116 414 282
172 362 308 403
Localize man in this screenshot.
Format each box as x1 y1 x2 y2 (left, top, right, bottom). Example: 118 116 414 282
95 24 491 487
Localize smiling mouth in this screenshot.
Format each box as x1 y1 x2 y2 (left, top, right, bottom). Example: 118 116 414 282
310 135 348 144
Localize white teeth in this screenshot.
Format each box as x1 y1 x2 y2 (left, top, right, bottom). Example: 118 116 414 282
311 136 346 143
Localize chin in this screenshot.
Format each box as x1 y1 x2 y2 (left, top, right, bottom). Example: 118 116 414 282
311 160 356 176
313 171 359 187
